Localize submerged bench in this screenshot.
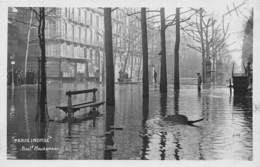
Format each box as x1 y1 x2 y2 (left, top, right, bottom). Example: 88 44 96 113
56 88 105 118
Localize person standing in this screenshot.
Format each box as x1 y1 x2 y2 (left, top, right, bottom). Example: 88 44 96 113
197 73 202 91
154 70 157 83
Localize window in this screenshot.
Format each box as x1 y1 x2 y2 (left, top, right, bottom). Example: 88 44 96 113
89 29 93 44
75 26 78 42
71 25 75 40
90 49 92 61
67 23 71 39
68 8 70 18
64 8 66 17
92 49 96 64
84 10 87 24
72 8 74 20
81 27 85 43
85 28 88 43
78 9 81 22
71 45 74 57
90 13 93 25
96 15 99 28
78 27 81 42
96 32 99 43
62 44 65 57
64 22 67 39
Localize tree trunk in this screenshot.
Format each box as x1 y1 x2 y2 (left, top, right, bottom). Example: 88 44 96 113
104 8 115 105
174 8 180 90
160 8 167 93
137 58 142 81
141 8 149 98
38 7 48 122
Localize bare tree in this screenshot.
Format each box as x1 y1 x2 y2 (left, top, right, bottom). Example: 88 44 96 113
182 8 231 83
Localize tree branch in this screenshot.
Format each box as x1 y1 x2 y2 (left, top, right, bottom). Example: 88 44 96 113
146 14 160 20
112 7 119 12
187 44 202 53
30 7 40 21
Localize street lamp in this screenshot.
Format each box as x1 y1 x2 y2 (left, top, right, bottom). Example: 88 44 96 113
11 59 15 89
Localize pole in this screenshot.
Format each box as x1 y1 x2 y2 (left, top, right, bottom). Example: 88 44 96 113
174 8 180 90
11 63 15 89
160 8 167 93
200 8 206 83
24 10 33 82
104 8 115 105
141 8 149 98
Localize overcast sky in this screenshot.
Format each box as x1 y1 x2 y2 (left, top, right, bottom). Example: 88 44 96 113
162 0 253 67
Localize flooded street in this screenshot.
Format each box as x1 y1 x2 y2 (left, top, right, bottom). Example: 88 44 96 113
7 82 252 160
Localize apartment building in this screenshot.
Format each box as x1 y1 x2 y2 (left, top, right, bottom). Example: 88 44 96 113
8 7 157 82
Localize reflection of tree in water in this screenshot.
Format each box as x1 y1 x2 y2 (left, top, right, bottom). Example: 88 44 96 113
174 90 179 115
173 91 181 160
202 94 209 121
160 93 167 117
196 89 205 160
140 97 149 160
35 119 48 159
159 131 167 160
159 93 167 160
164 89 203 125
173 131 181 160
104 105 115 160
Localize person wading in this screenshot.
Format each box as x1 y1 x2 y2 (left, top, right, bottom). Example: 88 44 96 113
197 73 202 91
154 70 157 83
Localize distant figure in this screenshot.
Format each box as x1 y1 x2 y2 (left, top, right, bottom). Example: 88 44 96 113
246 62 252 90
154 70 157 83
197 73 202 91
246 62 252 76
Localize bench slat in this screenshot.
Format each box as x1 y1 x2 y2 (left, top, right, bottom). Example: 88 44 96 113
73 101 94 107
74 101 105 109
75 102 105 109
56 101 105 113
66 88 97 96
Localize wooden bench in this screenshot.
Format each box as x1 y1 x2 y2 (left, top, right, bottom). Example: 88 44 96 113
56 88 105 120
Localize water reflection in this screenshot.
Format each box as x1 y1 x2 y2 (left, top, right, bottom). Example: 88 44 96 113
159 131 167 160
24 88 30 138
159 93 167 160
141 97 149 160
35 120 48 159
160 94 167 117
173 131 181 160
9 88 16 121
104 105 115 160
233 95 252 111
7 83 252 160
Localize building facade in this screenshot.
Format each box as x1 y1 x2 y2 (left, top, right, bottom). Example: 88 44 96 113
8 7 159 82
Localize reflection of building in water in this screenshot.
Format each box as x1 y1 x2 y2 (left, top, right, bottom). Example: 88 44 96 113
8 8 160 82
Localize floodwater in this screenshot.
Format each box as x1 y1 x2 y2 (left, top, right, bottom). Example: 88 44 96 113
7 82 252 160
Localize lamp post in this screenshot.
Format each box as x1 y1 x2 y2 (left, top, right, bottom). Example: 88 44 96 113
11 59 15 90
10 58 16 117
